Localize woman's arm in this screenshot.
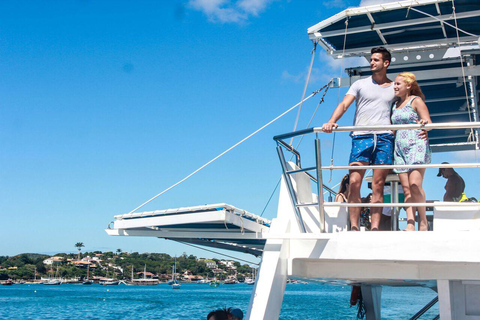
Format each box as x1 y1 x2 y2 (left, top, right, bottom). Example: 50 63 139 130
412 97 432 126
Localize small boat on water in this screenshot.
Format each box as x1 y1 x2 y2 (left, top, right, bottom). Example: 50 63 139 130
1 280 14 286
129 265 159 286
169 257 181 289
83 264 93 284
100 280 119 286
43 265 62 285
223 277 237 285
244 267 256 285
43 279 62 285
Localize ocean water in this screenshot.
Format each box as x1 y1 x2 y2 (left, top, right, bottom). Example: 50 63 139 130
1 283 438 319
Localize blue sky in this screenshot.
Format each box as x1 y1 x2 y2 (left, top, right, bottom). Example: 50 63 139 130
1 0 478 260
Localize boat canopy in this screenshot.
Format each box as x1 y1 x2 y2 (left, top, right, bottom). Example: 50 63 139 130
309 0 480 152
106 203 271 257
308 0 480 58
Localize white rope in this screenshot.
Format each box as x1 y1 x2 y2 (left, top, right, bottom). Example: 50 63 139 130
128 88 326 214
290 43 317 146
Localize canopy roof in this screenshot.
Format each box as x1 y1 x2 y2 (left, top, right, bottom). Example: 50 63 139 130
308 0 480 58
309 0 480 152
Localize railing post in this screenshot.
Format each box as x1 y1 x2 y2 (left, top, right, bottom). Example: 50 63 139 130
276 145 307 233
391 181 400 231
315 135 326 233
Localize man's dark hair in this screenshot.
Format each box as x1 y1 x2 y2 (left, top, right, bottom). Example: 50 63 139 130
371 47 391 63
207 309 229 320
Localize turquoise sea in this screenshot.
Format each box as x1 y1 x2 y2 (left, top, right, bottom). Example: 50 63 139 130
1 283 438 319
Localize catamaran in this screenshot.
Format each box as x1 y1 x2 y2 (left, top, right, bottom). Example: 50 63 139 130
106 0 480 318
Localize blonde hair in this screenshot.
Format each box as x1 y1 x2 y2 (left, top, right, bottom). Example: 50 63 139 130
398 72 425 101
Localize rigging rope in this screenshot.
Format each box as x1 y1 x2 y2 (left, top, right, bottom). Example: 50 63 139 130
128 85 330 214
290 42 318 146
261 83 332 217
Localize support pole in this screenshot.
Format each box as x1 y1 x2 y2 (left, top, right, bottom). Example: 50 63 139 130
315 135 326 233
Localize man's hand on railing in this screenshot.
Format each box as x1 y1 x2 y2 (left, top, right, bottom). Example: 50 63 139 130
322 122 338 133
417 119 430 140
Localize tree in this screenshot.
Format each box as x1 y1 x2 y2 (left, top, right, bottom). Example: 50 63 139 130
75 242 85 260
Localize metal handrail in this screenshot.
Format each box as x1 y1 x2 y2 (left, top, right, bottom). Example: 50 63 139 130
273 121 480 141
274 121 480 233
276 140 302 166
277 142 338 197
296 202 479 208
320 163 480 170
324 202 480 207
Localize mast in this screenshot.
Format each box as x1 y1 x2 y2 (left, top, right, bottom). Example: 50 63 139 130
174 256 177 281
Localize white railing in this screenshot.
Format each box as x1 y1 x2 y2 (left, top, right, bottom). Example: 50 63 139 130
274 121 480 233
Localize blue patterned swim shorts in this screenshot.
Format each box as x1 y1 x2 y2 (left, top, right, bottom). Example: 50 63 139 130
349 133 394 165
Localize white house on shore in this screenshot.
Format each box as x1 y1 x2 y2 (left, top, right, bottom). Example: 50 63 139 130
43 256 64 265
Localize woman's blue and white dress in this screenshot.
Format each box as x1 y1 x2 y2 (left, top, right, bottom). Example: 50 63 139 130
391 96 432 173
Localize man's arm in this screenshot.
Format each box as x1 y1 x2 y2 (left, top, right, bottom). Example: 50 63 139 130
322 94 355 133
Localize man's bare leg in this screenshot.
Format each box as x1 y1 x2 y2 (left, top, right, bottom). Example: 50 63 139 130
348 162 367 231
370 168 390 230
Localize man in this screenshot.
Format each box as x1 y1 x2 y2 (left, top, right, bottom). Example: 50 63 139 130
230 308 244 320
207 309 229 320
437 162 465 201
322 47 395 231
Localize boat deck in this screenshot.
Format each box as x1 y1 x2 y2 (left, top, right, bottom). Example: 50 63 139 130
106 203 271 256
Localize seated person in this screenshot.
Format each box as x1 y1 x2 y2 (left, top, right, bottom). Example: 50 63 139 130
437 163 465 201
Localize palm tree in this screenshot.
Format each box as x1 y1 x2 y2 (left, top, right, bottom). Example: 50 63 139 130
75 242 85 261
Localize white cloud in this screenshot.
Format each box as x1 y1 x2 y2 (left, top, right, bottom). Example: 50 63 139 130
281 52 368 85
323 0 355 9
188 0 274 23
238 0 272 15
281 70 304 83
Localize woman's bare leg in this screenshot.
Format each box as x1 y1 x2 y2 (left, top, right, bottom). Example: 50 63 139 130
398 172 415 231
408 168 428 231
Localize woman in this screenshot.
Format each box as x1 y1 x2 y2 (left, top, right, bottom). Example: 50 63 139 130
335 174 350 202
391 72 432 231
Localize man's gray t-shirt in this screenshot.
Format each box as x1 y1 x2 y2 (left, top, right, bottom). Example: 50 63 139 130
346 76 395 136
